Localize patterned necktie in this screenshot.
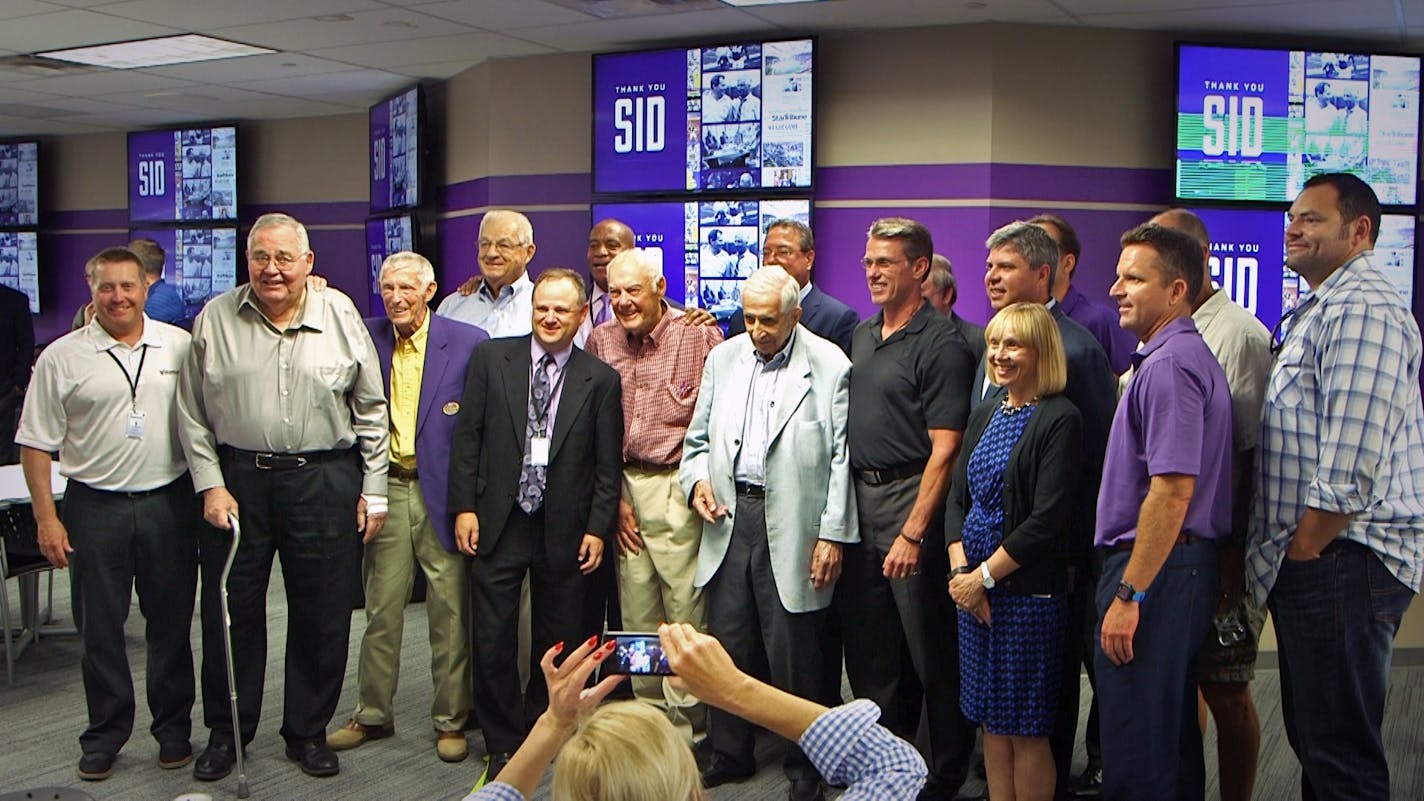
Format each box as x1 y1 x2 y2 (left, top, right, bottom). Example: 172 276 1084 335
594 294 611 326
518 353 554 513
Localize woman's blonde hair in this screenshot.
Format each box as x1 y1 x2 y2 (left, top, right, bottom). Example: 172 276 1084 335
984 302 1067 397
552 701 706 801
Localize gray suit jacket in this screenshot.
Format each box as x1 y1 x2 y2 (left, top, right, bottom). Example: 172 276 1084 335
680 325 858 613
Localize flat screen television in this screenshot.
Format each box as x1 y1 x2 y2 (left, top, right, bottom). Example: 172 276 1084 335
369 86 422 212
129 227 240 321
128 126 238 222
590 197 811 315
365 214 418 310
1189 207 1415 330
0 142 39 227
1176 44 1421 205
593 38 814 195
0 230 39 313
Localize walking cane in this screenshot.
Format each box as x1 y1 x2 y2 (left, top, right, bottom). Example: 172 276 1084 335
222 513 251 798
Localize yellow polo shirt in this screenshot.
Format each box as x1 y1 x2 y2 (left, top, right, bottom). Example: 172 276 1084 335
389 318 428 468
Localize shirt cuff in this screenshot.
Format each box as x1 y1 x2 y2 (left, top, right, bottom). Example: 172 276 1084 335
1305 478 1367 516
362 494 388 517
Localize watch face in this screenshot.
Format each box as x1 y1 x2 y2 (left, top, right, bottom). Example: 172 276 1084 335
1115 581 1134 602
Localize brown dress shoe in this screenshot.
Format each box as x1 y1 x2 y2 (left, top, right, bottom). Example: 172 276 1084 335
326 718 395 751
436 729 468 762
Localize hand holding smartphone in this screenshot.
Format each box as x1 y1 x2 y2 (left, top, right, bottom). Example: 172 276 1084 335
603 631 674 676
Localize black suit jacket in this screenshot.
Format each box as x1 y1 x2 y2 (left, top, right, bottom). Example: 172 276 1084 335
0 284 34 395
726 284 859 354
447 335 623 573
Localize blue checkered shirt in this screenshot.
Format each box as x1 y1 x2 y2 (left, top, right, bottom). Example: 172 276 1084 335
799 699 928 798
1248 252 1424 604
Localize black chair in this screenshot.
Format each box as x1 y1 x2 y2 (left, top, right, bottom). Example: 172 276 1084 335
0 503 56 687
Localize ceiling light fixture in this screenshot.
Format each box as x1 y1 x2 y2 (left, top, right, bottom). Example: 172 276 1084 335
720 0 825 6
37 34 275 69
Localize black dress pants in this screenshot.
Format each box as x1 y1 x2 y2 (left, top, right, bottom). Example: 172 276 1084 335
197 450 360 746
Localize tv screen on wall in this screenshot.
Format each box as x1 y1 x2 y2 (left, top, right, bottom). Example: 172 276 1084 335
593 38 814 196
365 214 418 309
0 141 39 227
128 126 237 222
370 86 422 213
1190 207 1415 331
1175 44 1421 205
129 226 240 321
590 197 810 315
0 230 39 313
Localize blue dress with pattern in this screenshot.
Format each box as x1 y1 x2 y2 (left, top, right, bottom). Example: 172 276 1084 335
957 404 1069 737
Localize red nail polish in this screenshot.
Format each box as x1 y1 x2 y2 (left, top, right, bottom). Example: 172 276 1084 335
553 640 564 652
586 635 598 648
603 640 617 651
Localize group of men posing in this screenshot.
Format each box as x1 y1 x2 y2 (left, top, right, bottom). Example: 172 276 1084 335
15 171 1421 801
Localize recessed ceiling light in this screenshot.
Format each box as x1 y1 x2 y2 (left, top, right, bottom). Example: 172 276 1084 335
314 14 354 22
383 20 416 28
37 34 275 69
966 1 987 8
720 0 825 6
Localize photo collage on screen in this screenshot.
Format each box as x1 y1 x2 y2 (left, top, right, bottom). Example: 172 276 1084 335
691 198 811 321
366 216 415 305
0 142 38 227
174 227 238 320
688 40 812 191
384 90 419 210
0 231 40 313
178 127 237 221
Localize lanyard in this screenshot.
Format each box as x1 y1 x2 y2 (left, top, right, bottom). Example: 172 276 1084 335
105 344 148 411
532 355 568 436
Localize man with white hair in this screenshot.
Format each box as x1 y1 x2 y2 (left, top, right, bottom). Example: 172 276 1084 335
437 209 536 337
177 212 389 781
328 252 488 763
682 264 857 801
585 248 722 738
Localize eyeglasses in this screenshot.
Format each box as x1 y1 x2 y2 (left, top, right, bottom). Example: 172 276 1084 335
861 256 908 270
1213 610 1250 648
249 251 307 269
479 239 527 254
1270 304 1304 356
768 247 803 259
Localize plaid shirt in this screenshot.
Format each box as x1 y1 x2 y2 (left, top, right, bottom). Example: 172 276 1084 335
586 304 722 466
1248 252 1424 604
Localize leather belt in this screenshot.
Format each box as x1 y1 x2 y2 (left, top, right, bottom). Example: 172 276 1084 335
71 479 173 499
220 445 353 471
1107 533 1204 553
389 463 419 480
734 481 765 498
854 459 928 486
624 458 678 472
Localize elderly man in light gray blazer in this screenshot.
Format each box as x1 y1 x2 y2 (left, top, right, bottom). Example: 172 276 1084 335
680 264 858 801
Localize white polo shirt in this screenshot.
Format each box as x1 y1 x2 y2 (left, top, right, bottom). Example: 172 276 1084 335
17 316 190 492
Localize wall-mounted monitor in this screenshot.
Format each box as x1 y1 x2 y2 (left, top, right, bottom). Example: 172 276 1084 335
370 86 422 212
128 126 237 222
0 142 39 227
1176 44 1421 205
1190 207 1415 330
365 214 418 310
590 198 810 316
593 38 814 196
0 230 39 314
129 227 240 321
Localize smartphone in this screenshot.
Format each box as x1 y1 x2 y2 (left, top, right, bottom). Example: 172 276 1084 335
604 631 674 676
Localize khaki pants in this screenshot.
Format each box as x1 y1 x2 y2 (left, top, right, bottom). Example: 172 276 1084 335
619 467 706 739
352 475 471 731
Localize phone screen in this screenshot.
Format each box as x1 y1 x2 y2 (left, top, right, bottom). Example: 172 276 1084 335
606 631 673 676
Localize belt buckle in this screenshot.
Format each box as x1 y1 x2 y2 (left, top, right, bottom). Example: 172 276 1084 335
254 452 277 470
254 452 306 470
866 469 883 484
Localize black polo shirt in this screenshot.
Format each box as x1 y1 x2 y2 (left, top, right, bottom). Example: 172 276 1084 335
848 301 974 471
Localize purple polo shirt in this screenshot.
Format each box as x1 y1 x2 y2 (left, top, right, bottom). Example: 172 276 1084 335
1060 284 1136 375
1095 316 1233 548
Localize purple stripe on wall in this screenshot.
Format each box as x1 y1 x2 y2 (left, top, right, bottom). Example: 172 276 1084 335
434 209 592 308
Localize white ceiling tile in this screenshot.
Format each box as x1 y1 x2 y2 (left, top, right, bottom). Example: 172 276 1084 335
236 68 414 105
309 30 552 69
415 0 598 30
88 0 385 30
0 115 107 135
138 53 360 83
7 69 195 97
387 59 486 79
741 0 1061 28
1079 1 1401 31
211 6 482 52
0 1 67 21
65 105 215 127
513 8 769 52
0 9 179 53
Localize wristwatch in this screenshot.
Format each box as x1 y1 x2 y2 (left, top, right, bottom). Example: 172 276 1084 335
1115 580 1147 603
980 562 996 590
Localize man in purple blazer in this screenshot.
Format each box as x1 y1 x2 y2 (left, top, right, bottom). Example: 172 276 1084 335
328 252 488 763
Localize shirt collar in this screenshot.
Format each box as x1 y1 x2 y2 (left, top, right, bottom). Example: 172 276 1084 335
88 313 163 352
532 336 574 370
626 301 678 347
1132 315 1198 366
1192 287 1229 328
479 271 532 302
867 298 935 343
236 284 323 332
1307 251 1371 306
753 326 797 368
393 313 431 351
798 282 813 303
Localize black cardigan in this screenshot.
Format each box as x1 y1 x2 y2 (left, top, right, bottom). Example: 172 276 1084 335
944 393 1084 596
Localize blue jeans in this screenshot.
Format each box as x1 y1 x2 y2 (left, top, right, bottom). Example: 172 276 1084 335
1269 539 1414 801
1095 541 1218 801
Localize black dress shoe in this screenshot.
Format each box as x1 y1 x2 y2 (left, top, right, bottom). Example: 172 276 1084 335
158 740 193 769
193 740 237 782
788 777 825 801
286 738 340 778
77 751 115 781
486 751 514 783
1068 762 1103 798
700 760 754 788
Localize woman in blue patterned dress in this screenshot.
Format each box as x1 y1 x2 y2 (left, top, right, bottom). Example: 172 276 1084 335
946 302 1083 801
